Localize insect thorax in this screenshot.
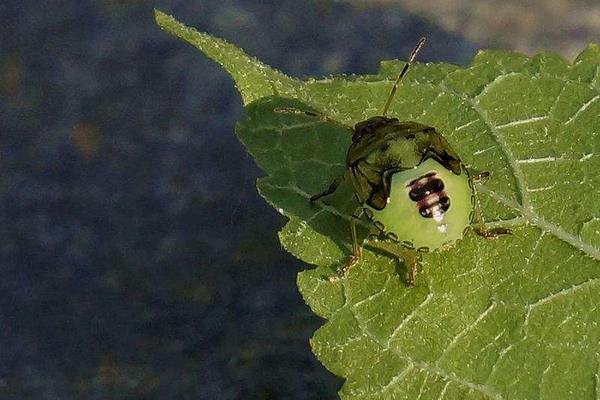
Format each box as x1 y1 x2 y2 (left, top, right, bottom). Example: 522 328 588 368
346 117 463 210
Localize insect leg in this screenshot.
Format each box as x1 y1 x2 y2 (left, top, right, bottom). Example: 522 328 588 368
329 208 364 281
310 173 345 202
403 251 419 286
469 172 511 238
470 171 490 184
365 239 421 286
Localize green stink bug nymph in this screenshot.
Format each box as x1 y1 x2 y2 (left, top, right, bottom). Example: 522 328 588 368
280 38 509 285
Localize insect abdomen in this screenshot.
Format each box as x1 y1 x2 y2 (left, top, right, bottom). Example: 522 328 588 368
366 158 472 252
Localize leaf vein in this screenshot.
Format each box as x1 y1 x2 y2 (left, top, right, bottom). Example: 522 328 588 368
346 296 504 399
527 275 600 311
435 301 498 363
564 94 600 125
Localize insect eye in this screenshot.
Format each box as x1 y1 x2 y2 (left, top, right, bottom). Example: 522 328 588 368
352 129 367 142
352 123 373 142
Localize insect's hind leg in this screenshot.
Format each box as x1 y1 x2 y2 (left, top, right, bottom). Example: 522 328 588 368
470 171 511 238
328 208 364 282
366 238 421 286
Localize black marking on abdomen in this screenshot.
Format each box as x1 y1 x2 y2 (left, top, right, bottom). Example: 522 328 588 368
408 173 451 218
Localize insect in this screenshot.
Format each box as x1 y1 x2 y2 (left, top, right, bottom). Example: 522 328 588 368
279 38 509 285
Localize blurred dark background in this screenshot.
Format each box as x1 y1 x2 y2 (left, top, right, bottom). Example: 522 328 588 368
1 1 593 399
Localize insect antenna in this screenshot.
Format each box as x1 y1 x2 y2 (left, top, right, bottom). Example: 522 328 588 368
381 37 426 117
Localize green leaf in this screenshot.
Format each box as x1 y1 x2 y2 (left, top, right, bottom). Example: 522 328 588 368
156 10 600 400
154 9 300 104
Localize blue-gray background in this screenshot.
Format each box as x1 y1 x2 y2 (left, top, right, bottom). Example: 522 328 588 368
0 1 478 399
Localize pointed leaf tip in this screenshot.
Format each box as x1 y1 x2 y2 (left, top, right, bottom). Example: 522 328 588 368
154 10 299 104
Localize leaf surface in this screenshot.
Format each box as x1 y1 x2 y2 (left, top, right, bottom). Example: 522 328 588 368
156 10 600 399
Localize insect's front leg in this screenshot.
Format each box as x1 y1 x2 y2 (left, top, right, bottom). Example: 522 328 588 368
310 174 345 202
469 171 511 238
